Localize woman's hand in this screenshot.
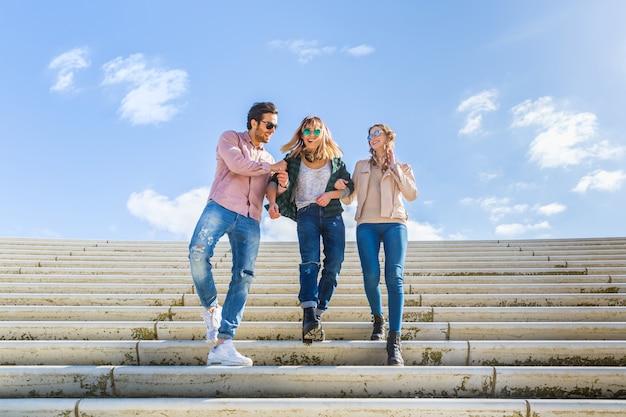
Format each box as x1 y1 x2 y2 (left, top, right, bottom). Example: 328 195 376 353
315 192 332 207
334 178 348 190
387 149 396 166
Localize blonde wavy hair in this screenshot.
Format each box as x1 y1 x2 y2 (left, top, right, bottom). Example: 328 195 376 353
281 116 343 160
368 123 395 171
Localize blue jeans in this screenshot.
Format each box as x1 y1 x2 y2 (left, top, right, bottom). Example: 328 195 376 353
189 201 260 339
296 204 345 312
356 222 407 333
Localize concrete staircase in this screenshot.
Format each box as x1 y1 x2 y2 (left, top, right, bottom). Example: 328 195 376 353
0 236 625 416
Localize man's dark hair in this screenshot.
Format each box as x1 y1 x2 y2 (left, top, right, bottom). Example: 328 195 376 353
247 102 278 130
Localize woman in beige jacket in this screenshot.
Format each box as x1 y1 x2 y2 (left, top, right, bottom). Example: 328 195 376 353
342 123 418 365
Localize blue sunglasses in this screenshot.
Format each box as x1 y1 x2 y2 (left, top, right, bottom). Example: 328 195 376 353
367 130 383 141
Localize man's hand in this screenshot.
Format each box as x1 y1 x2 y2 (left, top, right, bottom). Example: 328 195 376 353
276 171 289 188
267 202 281 219
270 160 287 173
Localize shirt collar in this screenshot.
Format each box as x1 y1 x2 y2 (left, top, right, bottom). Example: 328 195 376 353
245 131 264 150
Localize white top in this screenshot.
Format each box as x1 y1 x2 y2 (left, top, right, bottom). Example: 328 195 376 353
295 160 331 210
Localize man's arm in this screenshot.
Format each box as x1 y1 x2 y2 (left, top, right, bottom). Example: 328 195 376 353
218 131 286 176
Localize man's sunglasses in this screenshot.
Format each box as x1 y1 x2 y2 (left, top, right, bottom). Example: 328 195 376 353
259 121 278 130
303 128 321 137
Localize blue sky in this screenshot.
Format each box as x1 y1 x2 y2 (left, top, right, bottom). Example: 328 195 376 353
1 0 625 242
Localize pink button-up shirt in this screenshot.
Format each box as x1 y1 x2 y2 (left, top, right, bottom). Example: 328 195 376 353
207 130 275 223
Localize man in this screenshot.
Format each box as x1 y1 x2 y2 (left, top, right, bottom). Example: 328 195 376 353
189 102 287 366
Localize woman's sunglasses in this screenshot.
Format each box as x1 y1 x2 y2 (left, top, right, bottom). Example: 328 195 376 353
303 128 321 137
367 130 383 141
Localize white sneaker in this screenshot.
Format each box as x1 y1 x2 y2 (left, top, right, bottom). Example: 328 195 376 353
207 339 253 366
201 306 222 343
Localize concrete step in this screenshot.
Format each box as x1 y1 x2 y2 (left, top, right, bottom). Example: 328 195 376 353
1 281 625 294
1 320 624 341
0 249 588 259
0 265 597 276
2 305 625 322
1 340 625 367
1 365 625 399
2 398 626 417
2 292 626 307
4 273 621 285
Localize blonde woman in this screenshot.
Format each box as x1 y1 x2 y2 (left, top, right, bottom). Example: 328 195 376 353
342 123 418 365
267 116 354 344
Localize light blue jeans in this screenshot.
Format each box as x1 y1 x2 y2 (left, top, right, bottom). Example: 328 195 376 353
189 200 260 339
356 222 407 333
296 204 345 313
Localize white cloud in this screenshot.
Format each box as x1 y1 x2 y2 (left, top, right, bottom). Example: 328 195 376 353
261 216 297 242
479 170 501 183
459 114 483 136
572 169 626 193
49 47 90 92
457 89 499 136
508 182 538 192
495 221 550 237
343 204 357 240
127 188 208 238
342 204 442 241
269 39 373 63
269 39 335 63
447 232 468 240
101 54 188 125
461 196 528 222
534 202 566 216
344 44 375 57
511 96 625 168
405 221 445 241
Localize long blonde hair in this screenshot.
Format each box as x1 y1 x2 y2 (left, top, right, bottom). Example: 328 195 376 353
281 116 343 160
368 123 395 172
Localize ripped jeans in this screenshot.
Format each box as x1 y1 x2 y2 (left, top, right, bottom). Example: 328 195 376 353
189 200 259 339
296 204 345 313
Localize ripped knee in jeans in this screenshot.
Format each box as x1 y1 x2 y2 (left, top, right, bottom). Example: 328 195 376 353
190 244 205 261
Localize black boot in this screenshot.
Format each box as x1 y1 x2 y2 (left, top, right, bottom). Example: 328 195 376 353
371 314 386 340
386 331 404 366
302 307 324 344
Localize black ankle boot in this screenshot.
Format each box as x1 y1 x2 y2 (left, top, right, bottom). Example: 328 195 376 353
302 307 324 344
386 331 404 366
371 314 386 340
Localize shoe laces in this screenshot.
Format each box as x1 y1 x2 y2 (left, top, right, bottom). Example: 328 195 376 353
202 306 221 327
220 340 246 357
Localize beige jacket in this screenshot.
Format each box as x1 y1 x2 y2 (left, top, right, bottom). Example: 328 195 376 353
341 159 418 222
